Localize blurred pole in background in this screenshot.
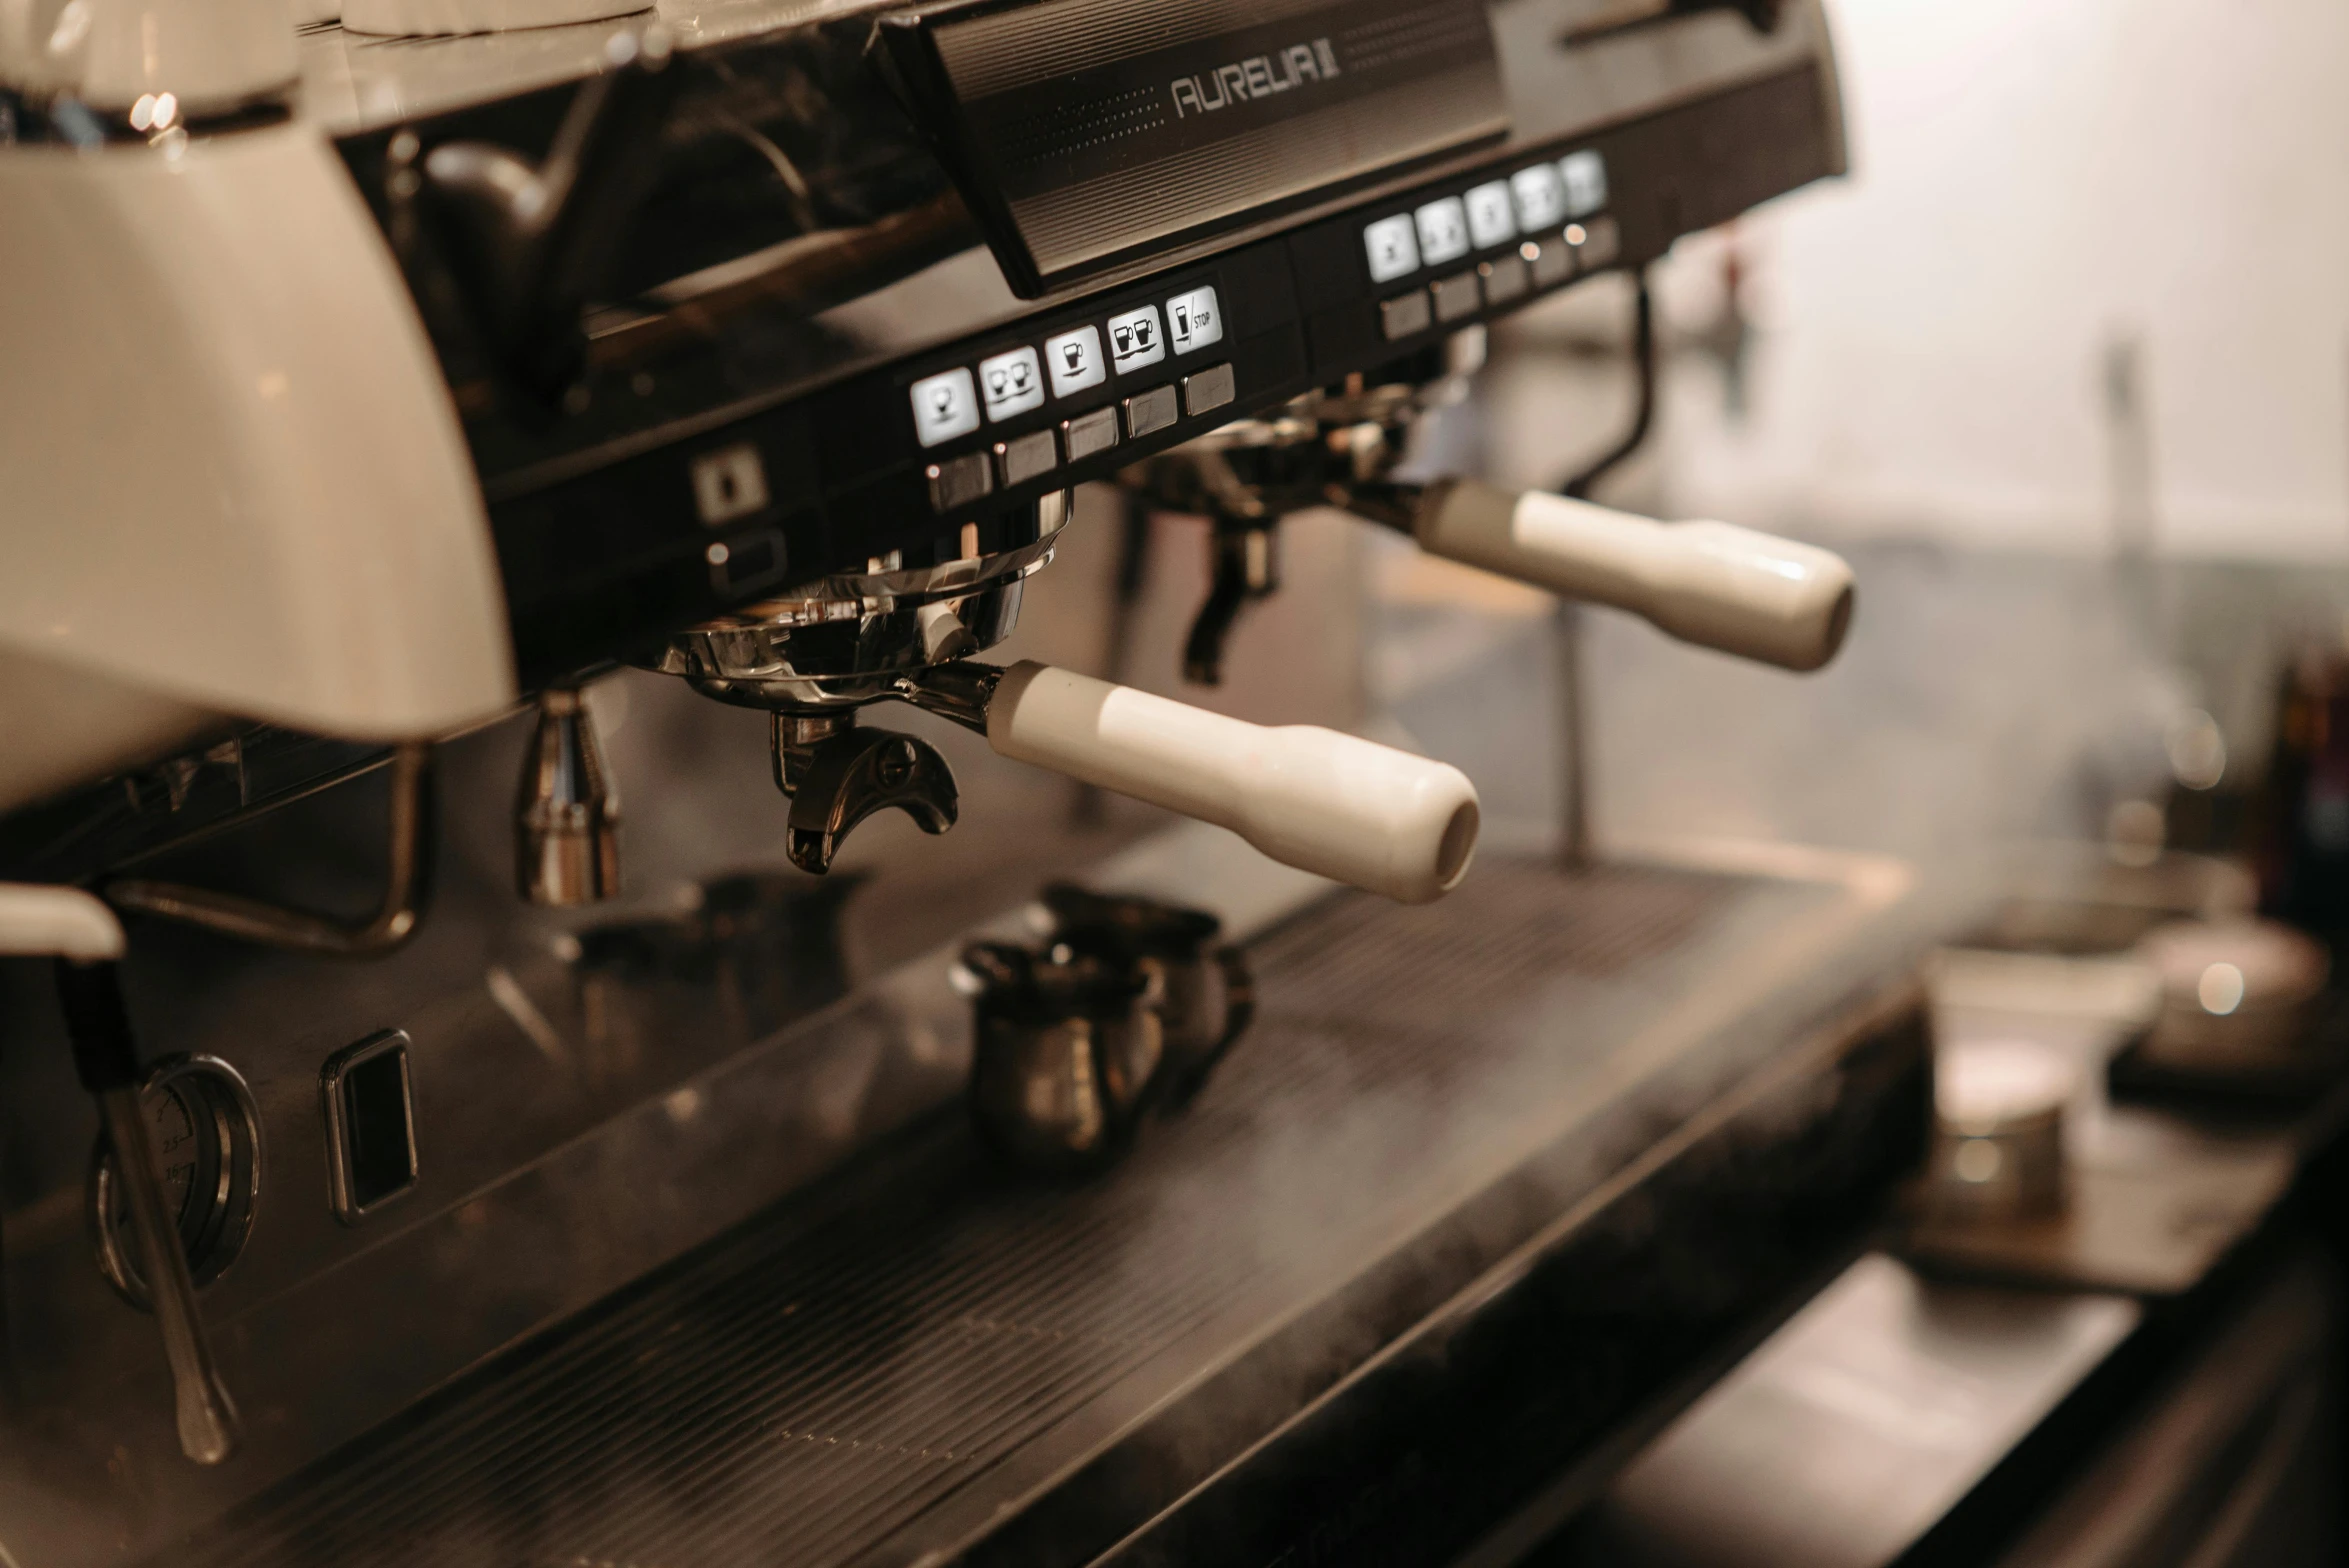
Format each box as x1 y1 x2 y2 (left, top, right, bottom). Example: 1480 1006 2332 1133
2101 330 2160 656
1554 271 1658 870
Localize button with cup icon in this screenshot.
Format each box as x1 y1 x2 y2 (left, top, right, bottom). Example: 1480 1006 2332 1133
979 346 1045 422
1414 197 1471 267
1363 214 1419 283
1510 164 1566 231
1559 148 1609 218
1465 180 1517 249
1166 286 1222 355
909 368 981 448
1045 326 1105 397
1106 305 1166 374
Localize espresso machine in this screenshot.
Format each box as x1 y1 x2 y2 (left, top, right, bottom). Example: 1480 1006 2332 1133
0 1 1939 1562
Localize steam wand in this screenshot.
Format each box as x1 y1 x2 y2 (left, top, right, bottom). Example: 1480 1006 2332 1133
0 886 240 1465
1548 268 1658 865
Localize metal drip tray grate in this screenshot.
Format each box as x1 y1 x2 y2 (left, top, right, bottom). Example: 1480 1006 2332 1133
175 862 1772 1568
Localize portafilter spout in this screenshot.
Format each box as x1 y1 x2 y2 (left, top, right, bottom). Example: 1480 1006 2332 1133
671 653 1481 903
643 531 1049 875
642 510 1479 902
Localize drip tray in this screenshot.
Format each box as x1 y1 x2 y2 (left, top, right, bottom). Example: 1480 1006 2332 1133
173 854 1932 1568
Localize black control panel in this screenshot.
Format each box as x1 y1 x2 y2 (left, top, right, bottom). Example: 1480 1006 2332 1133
477 64 1835 686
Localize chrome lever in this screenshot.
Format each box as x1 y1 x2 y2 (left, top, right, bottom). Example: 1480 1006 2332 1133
85 1037 243 1465
109 744 435 955
0 888 240 1465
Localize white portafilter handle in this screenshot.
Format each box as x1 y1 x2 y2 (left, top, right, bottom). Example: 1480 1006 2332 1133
985 663 1479 904
0 884 127 961
1414 479 1855 672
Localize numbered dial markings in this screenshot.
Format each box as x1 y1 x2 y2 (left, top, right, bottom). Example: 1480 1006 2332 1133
88 1058 262 1305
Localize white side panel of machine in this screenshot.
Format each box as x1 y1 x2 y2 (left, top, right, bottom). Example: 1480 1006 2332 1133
0 125 514 795
0 648 220 812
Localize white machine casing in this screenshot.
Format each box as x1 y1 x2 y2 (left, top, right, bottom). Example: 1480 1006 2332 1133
0 124 516 813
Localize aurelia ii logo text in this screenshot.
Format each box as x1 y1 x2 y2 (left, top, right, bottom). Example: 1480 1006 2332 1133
1170 38 1342 120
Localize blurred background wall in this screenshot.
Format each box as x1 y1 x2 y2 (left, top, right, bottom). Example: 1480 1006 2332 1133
1386 0 2349 869
1650 0 2349 561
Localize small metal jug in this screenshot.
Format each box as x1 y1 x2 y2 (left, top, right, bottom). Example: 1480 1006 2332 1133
1039 883 1255 1107
962 940 1165 1178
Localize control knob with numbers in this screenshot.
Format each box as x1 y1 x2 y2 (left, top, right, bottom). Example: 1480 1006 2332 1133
88 1056 263 1308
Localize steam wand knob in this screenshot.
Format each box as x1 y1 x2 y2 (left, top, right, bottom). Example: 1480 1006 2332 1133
0 887 240 1465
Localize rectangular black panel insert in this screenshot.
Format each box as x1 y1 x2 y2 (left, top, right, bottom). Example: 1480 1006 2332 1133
321 1030 420 1224
885 0 1507 294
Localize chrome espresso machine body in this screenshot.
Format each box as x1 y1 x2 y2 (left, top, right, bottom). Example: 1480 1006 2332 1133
0 3 1933 1564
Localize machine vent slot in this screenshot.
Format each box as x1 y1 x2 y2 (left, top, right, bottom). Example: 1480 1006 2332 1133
322 1031 419 1223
